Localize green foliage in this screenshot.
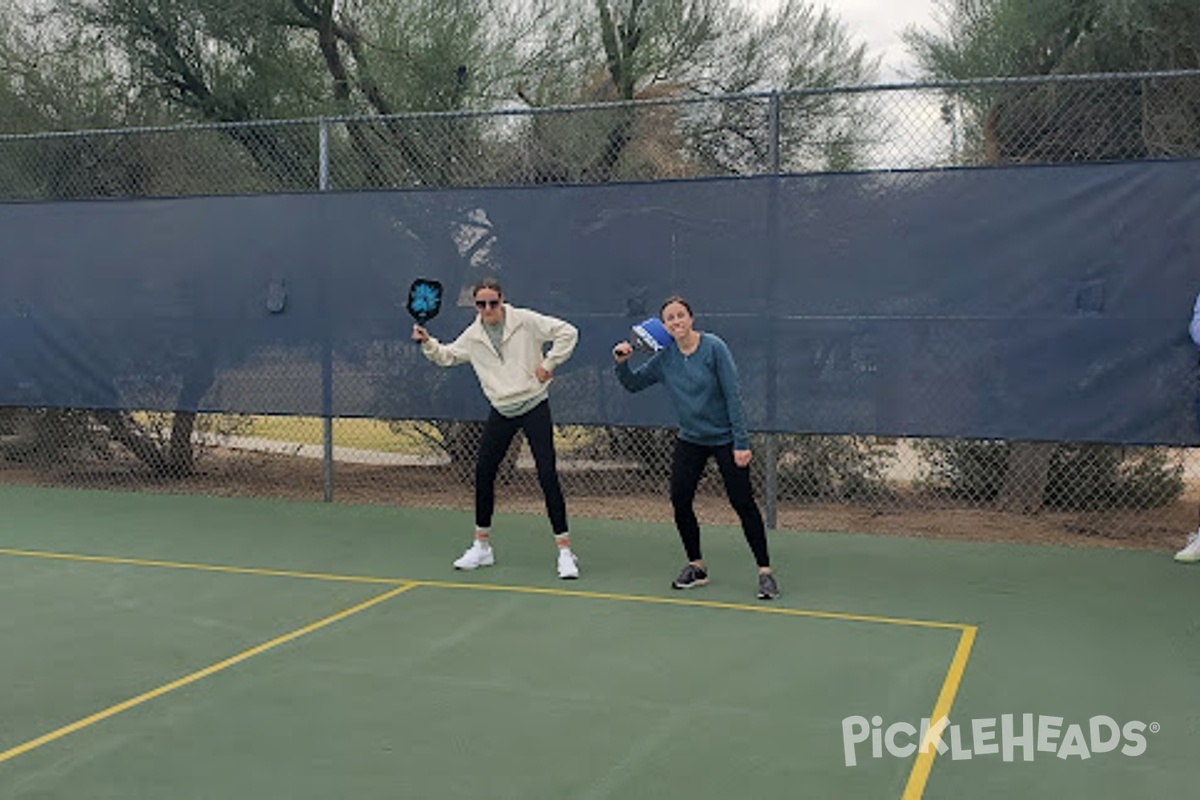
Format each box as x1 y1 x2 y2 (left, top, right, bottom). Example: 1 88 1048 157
2 0 883 184
914 438 1184 510
912 437 1009 502
760 434 895 502
0 408 105 466
0 406 254 477
602 426 677 488
0 2 142 133
520 0 879 176
904 1 1200 165
1043 444 1184 510
905 0 1200 79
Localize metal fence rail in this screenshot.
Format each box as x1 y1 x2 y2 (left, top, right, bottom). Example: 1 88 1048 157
2 71 1199 548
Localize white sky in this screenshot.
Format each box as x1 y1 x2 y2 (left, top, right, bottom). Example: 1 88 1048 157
749 0 940 82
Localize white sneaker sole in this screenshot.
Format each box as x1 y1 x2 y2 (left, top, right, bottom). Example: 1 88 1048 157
671 579 709 589
453 553 495 570
1174 553 1200 563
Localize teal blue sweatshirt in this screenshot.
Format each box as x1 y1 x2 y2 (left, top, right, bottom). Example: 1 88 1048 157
615 332 750 450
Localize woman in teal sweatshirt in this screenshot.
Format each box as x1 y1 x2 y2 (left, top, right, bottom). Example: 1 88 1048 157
613 295 779 600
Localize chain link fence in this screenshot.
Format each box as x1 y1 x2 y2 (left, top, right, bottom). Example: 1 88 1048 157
3 71 1199 549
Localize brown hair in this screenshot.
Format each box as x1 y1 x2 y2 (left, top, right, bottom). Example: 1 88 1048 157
659 294 693 319
473 277 503 297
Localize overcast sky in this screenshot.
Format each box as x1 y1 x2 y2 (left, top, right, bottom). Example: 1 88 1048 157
748 0 940 81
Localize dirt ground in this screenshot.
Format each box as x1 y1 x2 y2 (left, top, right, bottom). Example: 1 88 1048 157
2 447 1192 555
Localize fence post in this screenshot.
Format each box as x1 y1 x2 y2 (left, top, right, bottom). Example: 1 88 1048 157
319 118 334 503
764 92 781 531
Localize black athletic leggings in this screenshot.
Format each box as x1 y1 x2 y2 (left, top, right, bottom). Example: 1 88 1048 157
669 438 770 568
475 399 568 534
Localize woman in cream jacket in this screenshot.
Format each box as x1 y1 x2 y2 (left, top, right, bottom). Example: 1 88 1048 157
412 278 580 578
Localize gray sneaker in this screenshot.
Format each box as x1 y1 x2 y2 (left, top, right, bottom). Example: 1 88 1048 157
671 563 709 589
757 572 780 600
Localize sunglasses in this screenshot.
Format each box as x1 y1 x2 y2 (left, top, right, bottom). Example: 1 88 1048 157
474 299 501 309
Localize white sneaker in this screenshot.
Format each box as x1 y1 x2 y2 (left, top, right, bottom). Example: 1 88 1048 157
557 548 579 579
453 542 494 570
1175 531 1200 563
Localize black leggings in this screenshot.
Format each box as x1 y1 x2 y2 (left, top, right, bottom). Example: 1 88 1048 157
669 438 770 568
475 400 568 535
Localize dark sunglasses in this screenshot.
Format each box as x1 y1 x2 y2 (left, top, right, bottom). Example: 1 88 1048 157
474 299 501 309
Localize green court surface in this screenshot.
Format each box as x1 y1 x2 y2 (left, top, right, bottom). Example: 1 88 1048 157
0 484 1195 799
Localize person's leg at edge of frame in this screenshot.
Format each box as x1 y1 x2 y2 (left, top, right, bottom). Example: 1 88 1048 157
521 401 578 579
1181 395 1200 563
1176 503 1200 563
714 445 780 600
454 409 516 571
669 438 710 590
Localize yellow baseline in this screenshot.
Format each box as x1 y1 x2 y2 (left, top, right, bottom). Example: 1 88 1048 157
0 547 971 630
0 544 979 799
0 583 416 765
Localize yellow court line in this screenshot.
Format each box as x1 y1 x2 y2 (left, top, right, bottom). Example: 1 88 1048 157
0 548 972 630
419 578 974 631
430 577 981 800
0 583 417 765
0 547 403 585
901 624 979 800
0 545 978 799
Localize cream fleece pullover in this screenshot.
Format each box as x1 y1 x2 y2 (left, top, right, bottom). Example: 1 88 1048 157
420 304 578 413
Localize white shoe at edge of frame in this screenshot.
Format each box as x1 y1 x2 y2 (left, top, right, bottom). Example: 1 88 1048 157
1175 531 1200 563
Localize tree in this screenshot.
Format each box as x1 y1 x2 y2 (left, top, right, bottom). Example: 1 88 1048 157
0 3 217 477
510 0 879 181
43 0 552 187
0 1 524 475
0 1 159 133
1 0 881 477
11 1 881 185
907 0 1200 79
903 0 1200 512
904 0 1200 164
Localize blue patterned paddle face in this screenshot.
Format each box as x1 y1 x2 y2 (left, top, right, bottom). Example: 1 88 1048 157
407 278 443 324
631 317 674 352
